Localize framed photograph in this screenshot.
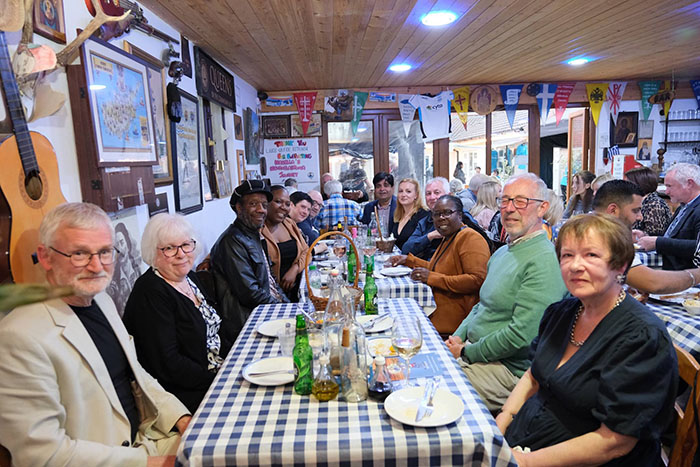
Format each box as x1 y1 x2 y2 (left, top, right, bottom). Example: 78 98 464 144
244 107 261 165
234 114 243 140
123 41 173 185
82 36 157 165
147 192 169 217
235 149 245 183
638 119 654 139
180 36 192 78
291 113 322 136
610 111 639 147
33 0 66 44
637 138 652 161
171 90 203 214
262 115 290 138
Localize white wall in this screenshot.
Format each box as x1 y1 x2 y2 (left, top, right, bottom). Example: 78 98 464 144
4 1 259 262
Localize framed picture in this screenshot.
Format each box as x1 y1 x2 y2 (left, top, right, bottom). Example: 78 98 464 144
235 149 245 183
610 111 639 147
147 192 169 217
123 41 173 185
180 36 192 78
291 113 322 136
638 119 654 139
637 138 652 161
33 0 66 44
262 115 290 138
244 107 261 165
234 114 243 140
81 37 157 165
171 90 203 214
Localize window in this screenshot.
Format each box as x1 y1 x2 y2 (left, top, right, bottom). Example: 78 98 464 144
388 120 430 187
449 112 485 183
328 121 374 201
491 110 529 180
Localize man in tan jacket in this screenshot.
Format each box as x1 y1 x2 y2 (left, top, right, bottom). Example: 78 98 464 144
0 203 190 467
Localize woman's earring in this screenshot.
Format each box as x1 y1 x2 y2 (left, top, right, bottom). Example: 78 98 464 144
616 273 626 284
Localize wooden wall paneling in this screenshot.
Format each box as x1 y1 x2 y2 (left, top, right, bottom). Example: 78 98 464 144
582 107 590 171
587 108 596 173
485 112 492 176
320 117 330 176
433 138 449 181
528 105 540 176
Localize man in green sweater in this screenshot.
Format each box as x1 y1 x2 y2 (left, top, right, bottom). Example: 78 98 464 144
446 173 567 412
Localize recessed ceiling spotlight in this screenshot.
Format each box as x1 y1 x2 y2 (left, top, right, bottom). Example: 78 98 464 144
389 63 412 72
89 84 106 90
566 57 590 66
421 10 458 26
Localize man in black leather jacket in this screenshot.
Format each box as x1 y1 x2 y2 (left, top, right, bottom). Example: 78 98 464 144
210 180 288 343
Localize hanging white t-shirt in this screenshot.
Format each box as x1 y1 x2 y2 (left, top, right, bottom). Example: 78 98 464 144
409 91 454 142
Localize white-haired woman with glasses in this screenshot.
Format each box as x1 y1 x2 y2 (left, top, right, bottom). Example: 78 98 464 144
123 213 231 412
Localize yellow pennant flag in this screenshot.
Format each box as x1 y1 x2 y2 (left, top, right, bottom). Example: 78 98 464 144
452 86 470 129
662 80 674 117
586 83 609 126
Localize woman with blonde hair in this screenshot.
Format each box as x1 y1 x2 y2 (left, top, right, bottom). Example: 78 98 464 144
542 188 564 241
392 178 429 250
470 180 501 230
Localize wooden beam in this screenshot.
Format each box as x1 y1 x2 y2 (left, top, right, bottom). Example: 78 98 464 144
528 105 540 176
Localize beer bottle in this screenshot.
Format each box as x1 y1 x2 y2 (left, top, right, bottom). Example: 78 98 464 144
293 314 313 395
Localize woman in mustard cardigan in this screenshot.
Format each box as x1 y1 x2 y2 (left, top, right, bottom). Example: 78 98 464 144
261 185 309 301
388 195 490 335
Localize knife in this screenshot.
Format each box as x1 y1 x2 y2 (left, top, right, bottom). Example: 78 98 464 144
362 314 390 330
415 379 436 422
247 369 295 377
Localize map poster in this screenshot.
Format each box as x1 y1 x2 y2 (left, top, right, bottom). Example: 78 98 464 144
263 138 319 192
83 37 157 165
172 90 203 214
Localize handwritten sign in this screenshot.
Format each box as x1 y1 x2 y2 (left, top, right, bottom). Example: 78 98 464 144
263 138 319 190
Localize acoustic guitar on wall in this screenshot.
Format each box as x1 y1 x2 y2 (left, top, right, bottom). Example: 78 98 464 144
0 31 67 284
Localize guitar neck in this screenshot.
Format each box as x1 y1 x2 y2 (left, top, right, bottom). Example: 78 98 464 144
0 32 38 175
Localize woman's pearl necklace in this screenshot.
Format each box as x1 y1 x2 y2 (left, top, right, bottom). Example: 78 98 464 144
569 289 626 347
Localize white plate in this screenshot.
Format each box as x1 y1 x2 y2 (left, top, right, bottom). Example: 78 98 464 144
356 314 394 333
256 318 296 337
242 357 294 386
384 386 464 427
367 336 396 356
380 266 412 277
649 287 700 304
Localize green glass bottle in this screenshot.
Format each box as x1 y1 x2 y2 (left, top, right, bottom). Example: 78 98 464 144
347 247 356 284
293 314 313 395
364 255 378 315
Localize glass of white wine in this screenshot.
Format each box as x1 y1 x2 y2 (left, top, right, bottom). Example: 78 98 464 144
332 237 348 275
391 316 423 385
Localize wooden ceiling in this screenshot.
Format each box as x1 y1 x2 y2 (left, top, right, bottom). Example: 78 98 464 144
142 0 700 92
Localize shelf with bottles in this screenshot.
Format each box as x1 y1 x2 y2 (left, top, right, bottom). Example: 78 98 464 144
661 119 700 123
663 110 700 121
665 141 700 145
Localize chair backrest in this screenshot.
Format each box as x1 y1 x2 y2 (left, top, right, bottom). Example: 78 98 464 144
0 443 10 467
669 344 700 467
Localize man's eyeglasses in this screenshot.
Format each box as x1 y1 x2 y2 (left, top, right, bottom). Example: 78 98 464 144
50 246 119 267
431 209 458 219
159 240 197 258
497 196 544 210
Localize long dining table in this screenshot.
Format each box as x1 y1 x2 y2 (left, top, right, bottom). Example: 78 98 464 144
645 292 700 359
175 297 516 466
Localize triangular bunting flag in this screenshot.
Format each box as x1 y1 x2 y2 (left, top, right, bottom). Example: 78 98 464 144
499 84 523 129
398 93 416 137
586 83 609 126
293 92 317 136
536 84 558 124
606 81 627 125
553 82 575 127
453 86 470 130
638 81 661 120
350 91 368 135
662 80 674 117
691 80 700 110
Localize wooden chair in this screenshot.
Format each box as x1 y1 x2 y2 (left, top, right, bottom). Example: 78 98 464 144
0 444 10 467
666 345 700 467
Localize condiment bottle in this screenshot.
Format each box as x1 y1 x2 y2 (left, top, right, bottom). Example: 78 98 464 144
293 314 313 395
311 354 339 402
367 355 392 402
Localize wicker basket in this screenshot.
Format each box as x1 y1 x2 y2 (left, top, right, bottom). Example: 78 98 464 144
305 231 362 312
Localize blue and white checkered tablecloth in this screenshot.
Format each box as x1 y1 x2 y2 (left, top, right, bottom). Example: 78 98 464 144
647 298 700 358
176 298 515 466
636 251 663 268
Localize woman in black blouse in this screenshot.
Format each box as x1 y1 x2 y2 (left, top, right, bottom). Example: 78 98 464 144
123 213 230 412
497 214 677 466
392 178 428 250
624 166 672 236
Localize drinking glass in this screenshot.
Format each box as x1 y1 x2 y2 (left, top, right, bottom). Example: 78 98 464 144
278 322 295 357
362 234 377 260
391 316 423 385
332 237 348 273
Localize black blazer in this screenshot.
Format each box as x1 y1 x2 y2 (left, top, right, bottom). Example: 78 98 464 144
392 208 429 250
361 196 397 234
657 195 700 270
123 268 231 412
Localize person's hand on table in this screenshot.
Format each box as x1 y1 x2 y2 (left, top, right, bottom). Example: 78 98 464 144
411 267 429 284
147 456 176 467
175 415 191 434
427 230 442 241
387 255 407 267
445 335 464 358
631 229 645 242
637 236 657 251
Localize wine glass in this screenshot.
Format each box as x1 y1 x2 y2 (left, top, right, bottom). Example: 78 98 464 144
391 316 423 386
332 237 348 275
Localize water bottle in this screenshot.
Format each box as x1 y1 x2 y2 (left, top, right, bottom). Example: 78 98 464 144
308 264 322 297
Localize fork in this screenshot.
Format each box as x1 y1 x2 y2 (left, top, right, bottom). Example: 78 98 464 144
362 314 390 330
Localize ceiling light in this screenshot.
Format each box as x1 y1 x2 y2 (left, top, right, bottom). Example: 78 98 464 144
89 84 106 90
389 63 412 72
566 57 590 66
421 10 458 26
